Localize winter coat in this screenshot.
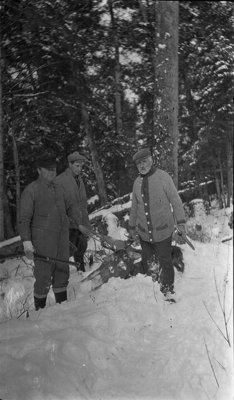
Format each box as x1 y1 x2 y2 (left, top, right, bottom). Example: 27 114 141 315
129 167 186 243
18 176 79 258
55 168 90 229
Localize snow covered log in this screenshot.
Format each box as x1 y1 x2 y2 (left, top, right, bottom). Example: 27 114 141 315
0 236 23 261
0 236 21 249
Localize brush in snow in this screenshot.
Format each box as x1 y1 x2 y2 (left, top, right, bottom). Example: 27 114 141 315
80 246 141 289
81 244 184 290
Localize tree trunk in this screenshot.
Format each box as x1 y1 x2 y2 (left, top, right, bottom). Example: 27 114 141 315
0 43 4 240
108 0 123 136
154 1 179 187
3 193 15 238
81 104 108 206
195 170 203 199
11 128 20 232
213 156 223 209
214 171 223 209
218 151 226 207
138 0 148 23
226 131 233 207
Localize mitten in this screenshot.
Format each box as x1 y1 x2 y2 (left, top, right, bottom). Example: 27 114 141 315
23 240 35 260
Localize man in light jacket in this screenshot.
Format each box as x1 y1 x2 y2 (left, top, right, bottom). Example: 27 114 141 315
56 151 91 272
129 148 186 301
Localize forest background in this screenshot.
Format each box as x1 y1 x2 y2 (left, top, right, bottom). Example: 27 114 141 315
0 0 233 241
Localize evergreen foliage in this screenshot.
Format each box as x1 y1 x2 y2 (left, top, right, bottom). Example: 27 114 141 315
0 0 233 235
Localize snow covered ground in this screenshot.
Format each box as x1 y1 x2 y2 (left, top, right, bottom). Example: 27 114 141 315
0 201 233 400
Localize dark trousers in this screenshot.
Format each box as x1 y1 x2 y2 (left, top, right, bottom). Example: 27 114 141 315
140 235 174 290
33 229 69 299
69 229 88 271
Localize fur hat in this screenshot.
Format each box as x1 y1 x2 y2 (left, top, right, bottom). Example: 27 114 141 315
67 151 88 163
132 148 151 164
36 154 57 169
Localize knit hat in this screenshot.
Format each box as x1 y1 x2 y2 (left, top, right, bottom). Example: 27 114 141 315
36 154 57 169
67 151 88 163
132 148 151 164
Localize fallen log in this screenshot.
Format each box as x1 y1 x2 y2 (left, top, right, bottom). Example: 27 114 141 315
0 236 21 249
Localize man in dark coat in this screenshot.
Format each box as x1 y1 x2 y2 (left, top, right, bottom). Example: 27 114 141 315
129 148 186 302
19 154 82 311
55 151 91 272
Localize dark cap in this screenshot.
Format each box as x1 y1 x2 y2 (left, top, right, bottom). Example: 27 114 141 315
36 154 57 169
67 151 88 163
132 148 151 164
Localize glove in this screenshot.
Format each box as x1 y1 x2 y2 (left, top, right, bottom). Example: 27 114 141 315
173 224 187 245
23 241 35 260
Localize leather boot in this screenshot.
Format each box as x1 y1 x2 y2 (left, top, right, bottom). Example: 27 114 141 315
34 296 46 311
55 291 67 304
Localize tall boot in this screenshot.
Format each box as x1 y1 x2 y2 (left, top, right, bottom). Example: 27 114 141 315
34 296 46 311
54 291 67 304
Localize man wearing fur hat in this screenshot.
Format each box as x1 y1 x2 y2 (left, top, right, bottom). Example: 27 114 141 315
55 151 91 272
19 153 82 311
129 148 186 302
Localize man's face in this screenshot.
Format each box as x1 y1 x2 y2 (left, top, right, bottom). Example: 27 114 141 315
69 161 84 176
136 156 153 175
37 167 57 182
